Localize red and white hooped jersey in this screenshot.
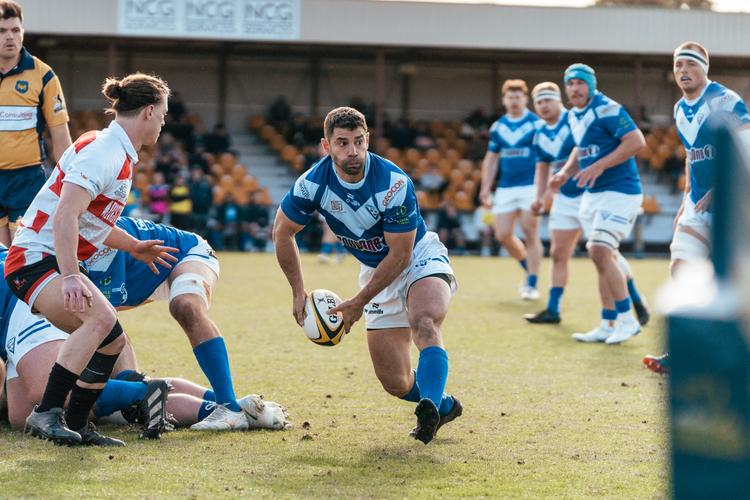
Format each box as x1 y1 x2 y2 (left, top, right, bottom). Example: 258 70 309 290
4 120 137 276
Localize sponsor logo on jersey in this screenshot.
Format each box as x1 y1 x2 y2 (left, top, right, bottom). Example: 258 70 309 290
15 80 28 94
346 193 360 207
101 201 124 225
298 181 310 199
54 94 65 113
500 147 531 158
382 179 405 207
119 283 128 304
578 144 601 160
365 205 380 220
688 144 715 164
330 200 343 212
340 235 386 252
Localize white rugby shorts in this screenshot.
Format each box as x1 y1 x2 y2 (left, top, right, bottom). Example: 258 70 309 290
4 299 68 380
579 191 643 246
670 196 711 262
492 185 535 215
359 231 457 330
549 193 583 232
147 236 220 302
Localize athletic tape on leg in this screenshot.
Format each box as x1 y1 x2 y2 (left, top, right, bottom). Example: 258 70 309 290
169 273 211 308
98 321 124 349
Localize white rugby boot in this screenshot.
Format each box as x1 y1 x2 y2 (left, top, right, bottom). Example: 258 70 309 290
572 322 614 343
605 315 641 345
190 404 249 431
239 394 292 430
519 285 540 301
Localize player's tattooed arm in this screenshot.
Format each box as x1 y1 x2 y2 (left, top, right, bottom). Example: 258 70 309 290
272 208 308 326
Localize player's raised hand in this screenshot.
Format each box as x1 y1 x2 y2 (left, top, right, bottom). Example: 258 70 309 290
131 239 179 274
328 297 364 334
548 172 568 193
61 274 93 312
694 189 713 213
573 163 604 189
293 291 308 326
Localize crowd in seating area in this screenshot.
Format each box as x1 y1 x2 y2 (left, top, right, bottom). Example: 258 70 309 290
63 92 273 252
253 97 677 255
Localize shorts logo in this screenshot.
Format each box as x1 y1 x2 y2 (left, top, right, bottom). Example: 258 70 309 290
330 200 343 212
382 179 405 207
6 336 15 354
366 303 384 315
15 81 28 94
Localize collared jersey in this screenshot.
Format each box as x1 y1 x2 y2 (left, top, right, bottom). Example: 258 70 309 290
4 121 137 277
280 152 426 268
0 48 68 170
568 92 641 195
487 110 541 188
85 217 199 308
674 80 750 205
533 110 582 198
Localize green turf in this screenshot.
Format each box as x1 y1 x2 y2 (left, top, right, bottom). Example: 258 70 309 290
0 253 669 498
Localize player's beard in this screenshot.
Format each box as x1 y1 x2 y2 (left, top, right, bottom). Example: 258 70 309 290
338 158 364 177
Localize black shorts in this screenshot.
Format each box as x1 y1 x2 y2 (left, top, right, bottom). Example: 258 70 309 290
5 254 87 307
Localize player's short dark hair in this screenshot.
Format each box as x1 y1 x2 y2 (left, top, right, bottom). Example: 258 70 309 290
324 107 368 139
102 72 171 116
0 1 23 22
502 79 528 96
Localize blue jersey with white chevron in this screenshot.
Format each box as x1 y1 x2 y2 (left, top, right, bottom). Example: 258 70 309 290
85 217 199 307
568 92 642 195
487 110 541 188
533 110 582 198
0 246 16 361
280 152 427 268
674 80 750 206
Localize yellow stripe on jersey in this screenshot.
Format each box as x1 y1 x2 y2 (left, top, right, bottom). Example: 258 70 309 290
0 48 69 170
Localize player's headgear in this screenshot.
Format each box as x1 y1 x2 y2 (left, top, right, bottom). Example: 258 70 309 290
673 44 709 75
531 82 561 104
564 64 597 95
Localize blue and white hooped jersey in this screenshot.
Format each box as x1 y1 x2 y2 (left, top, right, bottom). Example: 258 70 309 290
568 92 642 195
674 80 750 206
487 110 542 188
533 110 582 199
0 246 18 361
280 152 427 268
85 217 200 307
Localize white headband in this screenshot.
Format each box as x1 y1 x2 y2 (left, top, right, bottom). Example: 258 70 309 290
533 90 561 104
674 48 709 74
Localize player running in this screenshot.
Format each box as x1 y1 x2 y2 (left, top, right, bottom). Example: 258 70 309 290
525 82 650 326
274 107 461 445
644 42 750 374
550 64 646 345
4 73 176 446
479 80 543 300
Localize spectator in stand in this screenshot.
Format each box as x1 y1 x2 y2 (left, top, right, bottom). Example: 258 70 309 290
188 167 213 235
203 122 231 155
169 172 193 230
154 132 186 183
413 120 436 151
188 143 210 174
662 146 686 194
148 172 169 223
435 202 467 254
267 95 292 127
168 90 187 122
461 107 491 139
388 119 415 149
417 164 447 195
208 192 242 250
242 191 270 252
287 113 312 148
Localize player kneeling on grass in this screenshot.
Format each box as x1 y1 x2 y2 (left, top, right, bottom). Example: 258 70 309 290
274 107 461 445
0 241 290 437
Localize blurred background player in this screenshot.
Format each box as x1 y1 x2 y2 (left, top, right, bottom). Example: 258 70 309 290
0 1 71 246
550 64 647 345
644 41 750 375
479 79 543 300
274 107 461 445
4 73 175 446
317 216 345 263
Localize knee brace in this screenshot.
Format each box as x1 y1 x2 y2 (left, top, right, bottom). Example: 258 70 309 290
98 321 124 349
79 352 120 384
670 230 710 262
586 229 620 251
169 273 211 308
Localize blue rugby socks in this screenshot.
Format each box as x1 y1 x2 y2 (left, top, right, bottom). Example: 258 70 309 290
400 369 455 416
193 337 241 412
415 346 450 411
94 379 148 417
547 286 564 316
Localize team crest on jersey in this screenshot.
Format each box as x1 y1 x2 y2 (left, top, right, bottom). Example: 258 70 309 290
54 94 65 113
330 200 343 212
15 80 28 94
346 193 360 207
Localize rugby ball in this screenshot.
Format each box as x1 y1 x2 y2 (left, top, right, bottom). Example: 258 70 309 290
303 289 345 346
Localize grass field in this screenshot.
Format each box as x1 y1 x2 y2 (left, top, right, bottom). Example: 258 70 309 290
0 253 669 498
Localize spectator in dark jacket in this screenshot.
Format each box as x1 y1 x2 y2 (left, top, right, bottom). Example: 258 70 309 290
188 167 213 235
242 191 270 251
203 122 231 155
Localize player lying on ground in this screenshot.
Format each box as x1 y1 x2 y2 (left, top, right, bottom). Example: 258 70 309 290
524 82 649 326
549 64 646 345
0 240 290 437
644 41 750 374
274 107 462 445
